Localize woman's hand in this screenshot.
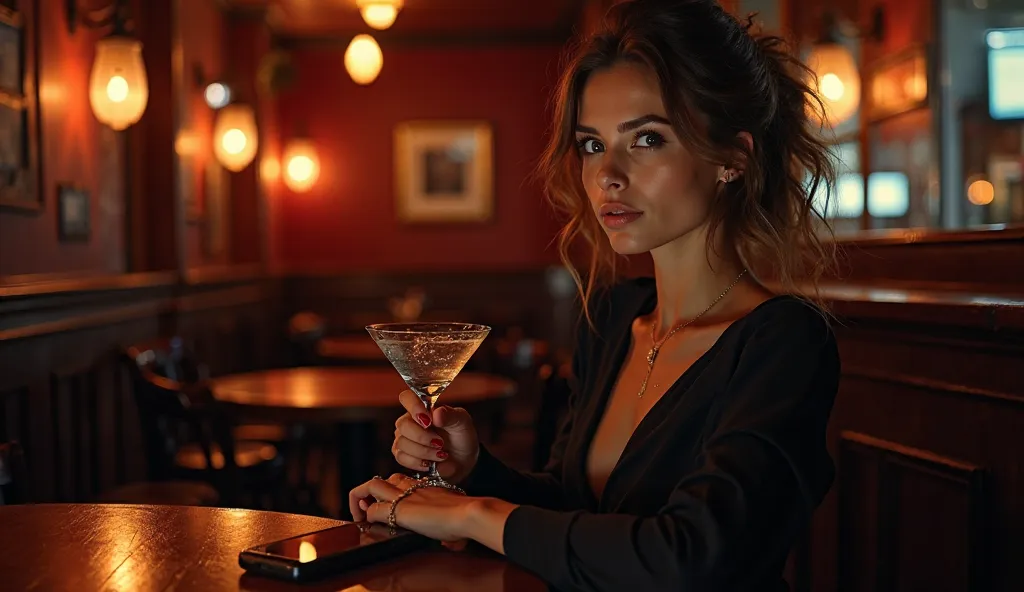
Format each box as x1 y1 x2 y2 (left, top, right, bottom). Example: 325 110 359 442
392 390 480 484
348 473 476 543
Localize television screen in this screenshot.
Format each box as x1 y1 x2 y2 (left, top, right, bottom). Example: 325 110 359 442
987 29 1024 121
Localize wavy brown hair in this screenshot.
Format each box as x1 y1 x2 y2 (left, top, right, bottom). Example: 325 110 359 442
539 0 838 325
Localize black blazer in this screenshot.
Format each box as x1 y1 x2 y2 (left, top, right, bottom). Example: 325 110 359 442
462 278 840 592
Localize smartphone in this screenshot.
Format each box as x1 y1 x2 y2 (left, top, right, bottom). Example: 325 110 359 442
239 522 434 582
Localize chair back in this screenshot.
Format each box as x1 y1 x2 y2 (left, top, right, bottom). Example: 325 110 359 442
0 441 30 505
123 339 240 489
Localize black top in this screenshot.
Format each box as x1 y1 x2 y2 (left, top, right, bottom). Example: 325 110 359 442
462 278 841 592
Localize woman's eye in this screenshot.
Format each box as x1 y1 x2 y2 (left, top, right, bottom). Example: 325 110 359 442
633 132 665 149
577 138 603 154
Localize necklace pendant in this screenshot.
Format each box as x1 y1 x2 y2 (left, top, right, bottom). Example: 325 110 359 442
646 346 659 366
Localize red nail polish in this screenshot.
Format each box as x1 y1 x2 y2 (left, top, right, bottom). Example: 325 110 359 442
417 413 431 427
437 451 449 460
430 438 443 448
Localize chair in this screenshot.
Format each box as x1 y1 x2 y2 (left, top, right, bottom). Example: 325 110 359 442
288 312 327 367
0 441 29 505
124 340 286 509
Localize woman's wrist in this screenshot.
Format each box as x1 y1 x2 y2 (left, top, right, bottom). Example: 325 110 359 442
458 496 519 555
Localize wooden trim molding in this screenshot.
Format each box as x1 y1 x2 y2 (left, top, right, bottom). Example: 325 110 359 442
838 431 987 592
0 300 173 342
183 264 264 286
0 272 179 298
837 225 1024 247
842 368 1024 408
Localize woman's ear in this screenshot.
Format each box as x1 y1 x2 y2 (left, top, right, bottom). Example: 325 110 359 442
721 131 754 183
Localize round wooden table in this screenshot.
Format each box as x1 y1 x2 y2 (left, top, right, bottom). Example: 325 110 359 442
213 367 515 423
0 504 546 591
210 368 516 518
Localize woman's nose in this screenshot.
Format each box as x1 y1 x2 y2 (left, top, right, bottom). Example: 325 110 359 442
597 163 628 193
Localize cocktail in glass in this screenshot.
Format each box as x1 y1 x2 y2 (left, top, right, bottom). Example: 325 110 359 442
366 322 491 488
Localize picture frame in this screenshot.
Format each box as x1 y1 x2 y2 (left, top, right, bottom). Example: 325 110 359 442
393 120 493 223
57 185 90 241
865 44 930 124
0 1 40 213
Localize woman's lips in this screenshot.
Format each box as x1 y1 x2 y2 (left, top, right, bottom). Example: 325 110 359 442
598 202 643 229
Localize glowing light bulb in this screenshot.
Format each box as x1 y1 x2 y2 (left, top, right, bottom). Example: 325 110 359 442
204 82 231 109
212 103 258 171
345 34 384 85
357 0 403 30
106 75 129 102
820 73 845 101
282 138 321 192
967 178 994 206
222 129 247 154
805 42 860 126
89 36 149 130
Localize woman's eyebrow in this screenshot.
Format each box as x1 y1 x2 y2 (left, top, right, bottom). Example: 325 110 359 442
575 114 671 135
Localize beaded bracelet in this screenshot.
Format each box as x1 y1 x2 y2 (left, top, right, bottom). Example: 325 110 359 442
388 477 466 535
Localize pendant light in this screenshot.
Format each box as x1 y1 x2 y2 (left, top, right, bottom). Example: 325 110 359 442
345 34 383 85
356 0 404 30
213 103 259 172
69 0 149 130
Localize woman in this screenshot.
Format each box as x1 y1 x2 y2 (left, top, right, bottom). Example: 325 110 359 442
350 0 841 589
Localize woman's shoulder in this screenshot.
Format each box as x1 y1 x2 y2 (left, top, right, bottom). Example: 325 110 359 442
726 294 839 364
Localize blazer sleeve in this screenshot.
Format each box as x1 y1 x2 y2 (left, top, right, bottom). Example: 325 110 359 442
500 310 840 592
459 314 593 510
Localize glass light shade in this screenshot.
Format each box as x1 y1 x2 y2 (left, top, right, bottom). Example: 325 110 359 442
805 42 861 126
282 139 320 193
213 103 258 172
345 34 384 85
357 0 404 30
89 36 149 131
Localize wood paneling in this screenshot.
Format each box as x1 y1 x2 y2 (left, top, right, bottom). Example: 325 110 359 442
800 307 1024 592
838 432 986 592
0 276 281 503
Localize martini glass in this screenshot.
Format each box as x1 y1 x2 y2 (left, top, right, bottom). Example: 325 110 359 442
366 322 491 488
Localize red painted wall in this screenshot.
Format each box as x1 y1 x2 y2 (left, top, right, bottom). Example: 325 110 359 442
179 0 229 268
0 0 125 279
271 44 565 272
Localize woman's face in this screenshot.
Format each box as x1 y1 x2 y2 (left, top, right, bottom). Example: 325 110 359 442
575 61 721 255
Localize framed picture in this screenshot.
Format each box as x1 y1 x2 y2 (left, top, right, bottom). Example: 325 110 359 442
393 120 493 223
0 1 39 213
865 44 930 124
57 185 90 241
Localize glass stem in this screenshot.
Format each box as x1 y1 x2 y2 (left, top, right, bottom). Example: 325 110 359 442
422 396 441 481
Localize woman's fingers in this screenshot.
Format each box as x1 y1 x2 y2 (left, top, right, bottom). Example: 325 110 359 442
399 390 432 428
393 434 447 463
348 476 400 521
396 415 445 449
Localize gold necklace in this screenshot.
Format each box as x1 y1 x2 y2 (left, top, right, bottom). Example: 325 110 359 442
637 269 747 398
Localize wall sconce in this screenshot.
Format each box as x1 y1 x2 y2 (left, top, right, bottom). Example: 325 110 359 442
67 0 149 131
806 8 884 127
357 0 404 30
345 34 383 85
213 103 258 172
282 138 320 193
192 64 232 110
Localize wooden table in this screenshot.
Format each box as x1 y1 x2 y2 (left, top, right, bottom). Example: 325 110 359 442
0 504 546 591
213 367 515 423
211 368 516 518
